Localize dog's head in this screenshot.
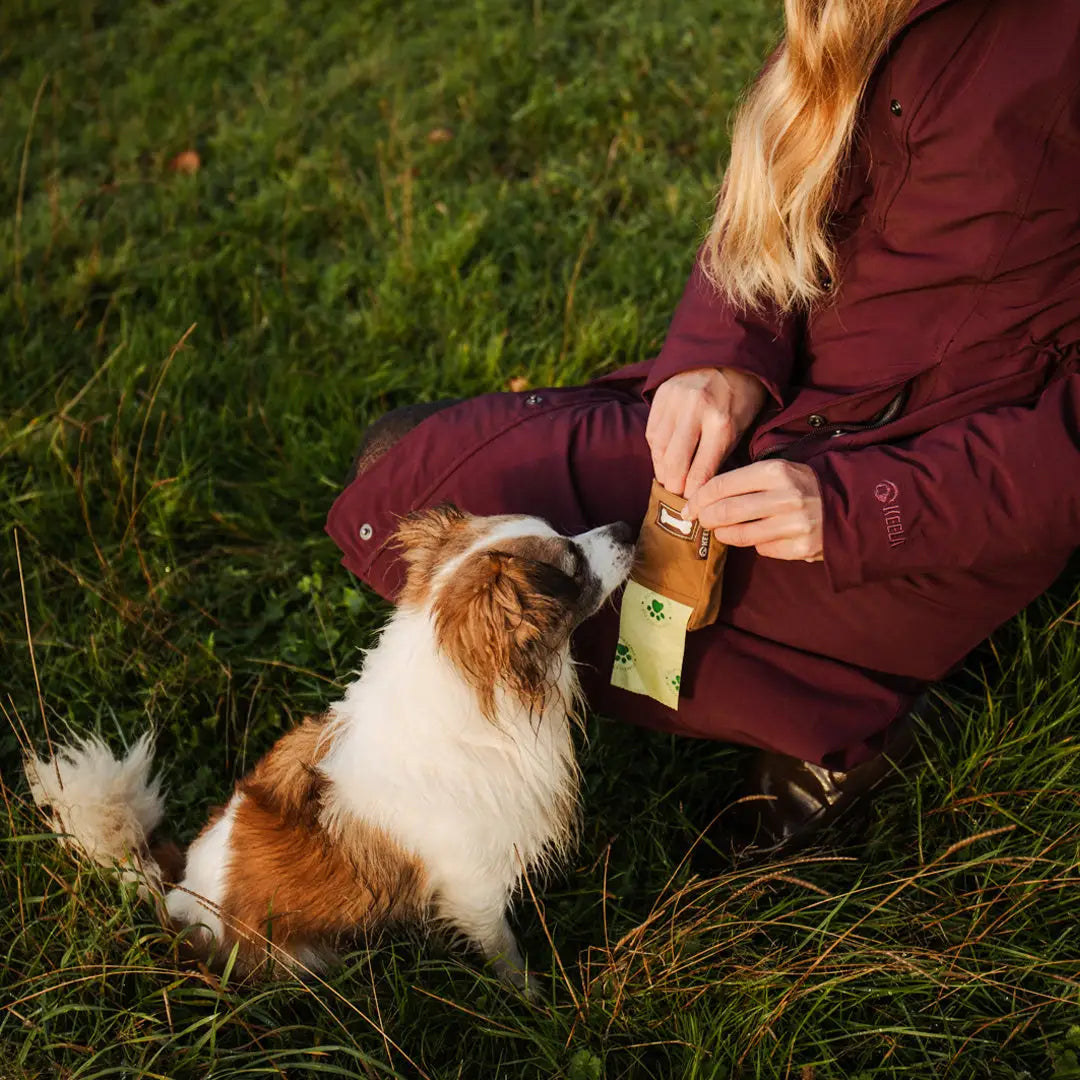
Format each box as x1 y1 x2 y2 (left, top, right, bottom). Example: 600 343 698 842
394 506 634 717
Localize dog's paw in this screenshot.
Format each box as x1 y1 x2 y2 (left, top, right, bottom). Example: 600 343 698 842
493 957 545 1003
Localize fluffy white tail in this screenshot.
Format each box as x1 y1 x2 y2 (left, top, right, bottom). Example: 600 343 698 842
24 734 166 892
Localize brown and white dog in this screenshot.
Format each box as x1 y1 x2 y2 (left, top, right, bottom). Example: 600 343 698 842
25 507 634 990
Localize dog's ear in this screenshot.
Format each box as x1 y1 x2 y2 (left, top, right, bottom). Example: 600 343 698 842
394 504 472 606
394 503 469 555
434 550 579 718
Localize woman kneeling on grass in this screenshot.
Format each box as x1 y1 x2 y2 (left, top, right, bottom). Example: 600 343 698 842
327 0 1080 852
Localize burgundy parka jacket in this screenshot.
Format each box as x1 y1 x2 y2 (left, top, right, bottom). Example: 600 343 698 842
327 0 1080 765
650 0 1080 599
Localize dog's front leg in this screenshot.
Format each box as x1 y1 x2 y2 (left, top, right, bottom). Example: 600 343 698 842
435 884 541 1000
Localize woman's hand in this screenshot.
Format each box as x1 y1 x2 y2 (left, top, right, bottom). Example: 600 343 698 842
646 367 768 499
684 460 824 562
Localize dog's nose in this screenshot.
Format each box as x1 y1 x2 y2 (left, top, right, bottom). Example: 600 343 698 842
609 520 636 545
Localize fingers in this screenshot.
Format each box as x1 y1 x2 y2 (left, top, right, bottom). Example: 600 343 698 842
682 460 825 562
655 417 701 496
645 391 682 492
684 414 734 501
651 410 738 499
710 512 818 555
644 400 675 460
755 536 825 563
646 369 745 497
684 461 791 520
691 490 778 531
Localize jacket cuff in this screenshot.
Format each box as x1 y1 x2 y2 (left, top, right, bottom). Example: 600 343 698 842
642 327 792 405
642 258 795 405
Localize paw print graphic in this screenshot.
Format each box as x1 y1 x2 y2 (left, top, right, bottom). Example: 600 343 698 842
643 598 667 622
614 640 635 667
668 673 681 692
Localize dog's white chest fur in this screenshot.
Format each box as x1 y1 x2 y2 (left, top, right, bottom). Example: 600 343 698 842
320 609 580 900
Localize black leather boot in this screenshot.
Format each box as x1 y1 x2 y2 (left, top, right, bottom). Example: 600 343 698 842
723 705 922 858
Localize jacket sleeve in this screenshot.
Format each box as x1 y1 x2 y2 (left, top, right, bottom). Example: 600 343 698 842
643 253 799 405
813 373 1080 591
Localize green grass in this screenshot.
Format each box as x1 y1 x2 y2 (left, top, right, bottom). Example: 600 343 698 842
2 0 1079 1076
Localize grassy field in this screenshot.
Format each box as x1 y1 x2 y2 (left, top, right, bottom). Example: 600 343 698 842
2 0 1079 1076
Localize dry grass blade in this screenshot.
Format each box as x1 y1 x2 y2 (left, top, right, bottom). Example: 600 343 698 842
13 528 59 789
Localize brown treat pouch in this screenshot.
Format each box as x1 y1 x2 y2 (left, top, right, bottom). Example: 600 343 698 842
610 480 727 708
631 480 727 630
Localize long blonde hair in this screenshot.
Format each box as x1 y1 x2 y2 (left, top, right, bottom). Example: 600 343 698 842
705 0 916 313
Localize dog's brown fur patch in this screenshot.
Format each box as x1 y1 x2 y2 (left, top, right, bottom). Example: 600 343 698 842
216 717 428 973
395 505 480 609
238 715 330 827
148 837 185 886
433 535 580 718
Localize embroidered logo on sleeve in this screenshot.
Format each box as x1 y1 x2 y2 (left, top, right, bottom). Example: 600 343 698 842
874 481 907 547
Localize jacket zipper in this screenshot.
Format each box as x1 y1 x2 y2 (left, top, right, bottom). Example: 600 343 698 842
753 383 911 461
